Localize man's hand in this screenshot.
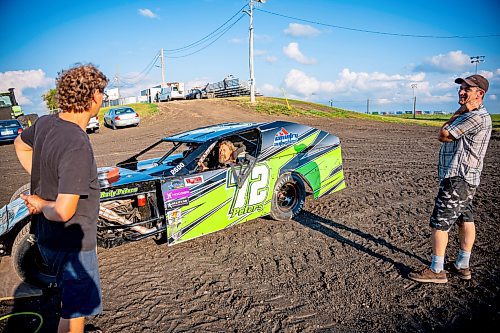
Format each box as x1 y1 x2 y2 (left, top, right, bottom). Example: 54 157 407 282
20 193 79 222
20 194 44 215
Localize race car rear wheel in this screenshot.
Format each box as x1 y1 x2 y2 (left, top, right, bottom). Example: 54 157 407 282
270 173 305 221
11 223 56 288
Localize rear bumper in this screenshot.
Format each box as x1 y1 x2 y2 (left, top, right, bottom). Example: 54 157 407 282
115 118 140 127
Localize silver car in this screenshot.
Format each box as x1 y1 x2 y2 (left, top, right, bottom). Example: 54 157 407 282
104 107 140 130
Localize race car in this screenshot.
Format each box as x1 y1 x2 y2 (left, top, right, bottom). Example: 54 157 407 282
0 121 345 286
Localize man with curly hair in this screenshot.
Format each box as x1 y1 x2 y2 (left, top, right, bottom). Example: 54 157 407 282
14 64 108 332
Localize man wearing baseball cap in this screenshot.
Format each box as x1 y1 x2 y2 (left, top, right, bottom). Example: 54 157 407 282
409 74 492 283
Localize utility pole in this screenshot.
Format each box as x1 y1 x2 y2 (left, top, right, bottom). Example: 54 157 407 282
116 64 121 104
245 0 266 104
161 48 166 87
411 83 417 119
470 55 485 74
366 98 370 114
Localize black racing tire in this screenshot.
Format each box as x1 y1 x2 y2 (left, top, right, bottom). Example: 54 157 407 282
10 183 31 203
11 223 57 287
270 173 306 221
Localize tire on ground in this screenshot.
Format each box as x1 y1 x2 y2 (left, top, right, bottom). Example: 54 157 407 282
270 173 306 221
11 223 56 287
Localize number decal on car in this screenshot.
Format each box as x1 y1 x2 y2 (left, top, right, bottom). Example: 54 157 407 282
228 164 270 218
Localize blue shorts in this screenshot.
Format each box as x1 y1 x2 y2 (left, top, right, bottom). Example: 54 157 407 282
38 245 103 319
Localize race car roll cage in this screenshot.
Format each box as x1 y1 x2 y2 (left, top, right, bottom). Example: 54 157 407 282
116 128 261 188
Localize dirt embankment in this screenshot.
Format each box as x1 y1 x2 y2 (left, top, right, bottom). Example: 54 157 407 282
0 99 498 332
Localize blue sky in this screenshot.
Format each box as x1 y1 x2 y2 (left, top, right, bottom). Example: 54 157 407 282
1 0 499 114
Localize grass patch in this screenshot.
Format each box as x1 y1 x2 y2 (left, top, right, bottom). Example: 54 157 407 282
98 103 159 125
231 96 499 130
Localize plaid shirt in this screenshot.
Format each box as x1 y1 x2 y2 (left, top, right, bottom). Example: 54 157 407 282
438 105 492 186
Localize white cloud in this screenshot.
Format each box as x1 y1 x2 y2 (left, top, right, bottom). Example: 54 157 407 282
138 8 158 19
284 23 320 37
259 83 281 96
489 95 497 101
184 77 211 91
414 50 471 73
254 50 267 56
283 43 316 65
284 68 430 100
0 69 53 106
264 56 278 63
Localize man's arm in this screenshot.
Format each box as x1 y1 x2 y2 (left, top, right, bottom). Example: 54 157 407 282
21 193 79 222
14 136 33 174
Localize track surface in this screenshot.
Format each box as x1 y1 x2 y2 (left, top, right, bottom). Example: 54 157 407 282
0 99 498 332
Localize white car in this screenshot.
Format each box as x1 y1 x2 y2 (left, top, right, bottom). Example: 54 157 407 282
86 115 100 133
104 107 140 130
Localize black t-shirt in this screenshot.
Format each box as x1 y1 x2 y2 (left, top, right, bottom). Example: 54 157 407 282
21 114 99 251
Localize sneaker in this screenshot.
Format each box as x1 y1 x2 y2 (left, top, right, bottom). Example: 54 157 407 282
449 263 472 280
408 267 448 284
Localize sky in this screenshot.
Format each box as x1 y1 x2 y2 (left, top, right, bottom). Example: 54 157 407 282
1 0 499 115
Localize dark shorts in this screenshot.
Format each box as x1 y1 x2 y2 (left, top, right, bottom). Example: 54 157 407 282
429 177 477 232
38 245 102 319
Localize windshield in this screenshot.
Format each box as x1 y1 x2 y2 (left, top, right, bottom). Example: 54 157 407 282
0 95 13 107
0 120 20 128
117 140 201 172
114 108 135 115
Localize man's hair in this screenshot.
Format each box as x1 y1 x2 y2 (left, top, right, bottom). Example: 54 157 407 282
56 64 108 112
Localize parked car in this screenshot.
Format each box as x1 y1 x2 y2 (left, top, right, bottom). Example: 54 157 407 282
0 119 23 143
104 107 140 130
159 83 185 102
185 88 214 100
86 115 100 133
1 121 346 286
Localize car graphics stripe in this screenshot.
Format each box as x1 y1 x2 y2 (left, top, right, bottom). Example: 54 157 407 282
314 172 345 197
170 197 233 243
258 128 319 161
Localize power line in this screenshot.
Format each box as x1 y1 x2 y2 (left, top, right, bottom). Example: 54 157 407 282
163 3 247 54
121 51 160 81
256 8 500 39
165 14 245 59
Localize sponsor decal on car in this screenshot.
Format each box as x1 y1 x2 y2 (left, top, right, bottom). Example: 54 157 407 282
164 187 191 201
166 197 189 210
184 175 204 187
273 127 299 147
166 179 185 190
167 208 183 240
170 162 185 176
100 187 139 199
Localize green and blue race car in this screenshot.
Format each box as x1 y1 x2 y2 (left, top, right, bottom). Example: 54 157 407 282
1 121 345 285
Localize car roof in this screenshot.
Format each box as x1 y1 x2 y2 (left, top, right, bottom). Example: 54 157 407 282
163 122 263 143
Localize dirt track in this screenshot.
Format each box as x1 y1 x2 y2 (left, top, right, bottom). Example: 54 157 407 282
0 99 499 332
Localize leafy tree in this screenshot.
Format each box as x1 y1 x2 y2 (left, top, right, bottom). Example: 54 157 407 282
42 88 58 111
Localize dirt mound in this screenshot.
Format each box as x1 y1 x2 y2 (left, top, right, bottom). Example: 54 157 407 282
0 99 498 332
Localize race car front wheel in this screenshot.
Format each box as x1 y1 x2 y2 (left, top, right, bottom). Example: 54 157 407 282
270 173 306 221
